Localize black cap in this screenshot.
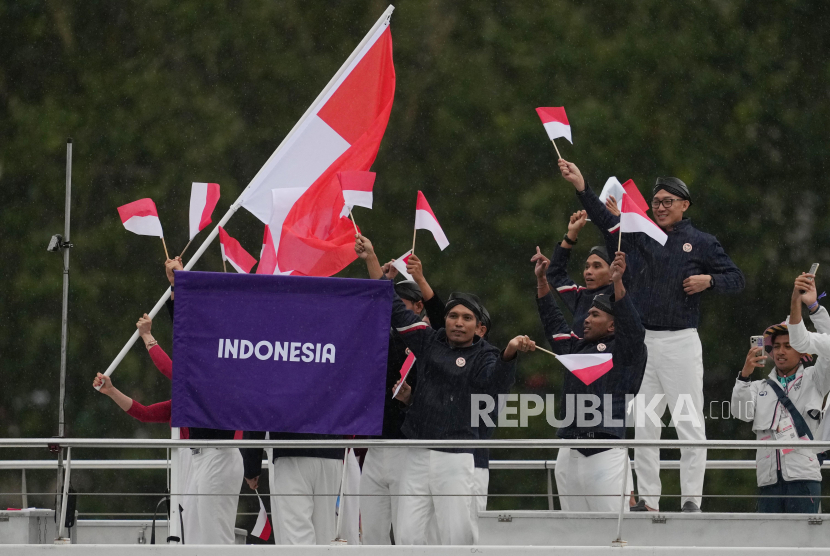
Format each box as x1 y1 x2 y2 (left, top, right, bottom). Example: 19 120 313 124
653 177 692 205
479 304 492 338
588 245 611 265
590 293 614 316
395 280 423 302
446 292 483 322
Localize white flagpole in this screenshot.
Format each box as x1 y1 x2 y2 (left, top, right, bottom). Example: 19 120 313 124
101 5 396 379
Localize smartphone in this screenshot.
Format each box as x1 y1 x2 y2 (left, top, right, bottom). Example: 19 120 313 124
750 335 764 360
808 263 820 280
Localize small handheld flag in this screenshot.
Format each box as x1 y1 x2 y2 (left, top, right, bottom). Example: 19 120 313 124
534 345 614 386
413 191 449 253
337 171 375 234
598 178 649 214
620 193 667 247
391 250 414 281
392 352 416 399
535 107 572 159
218 227 257 274
251 491 272 541
182 182 220 257
117 198 169 258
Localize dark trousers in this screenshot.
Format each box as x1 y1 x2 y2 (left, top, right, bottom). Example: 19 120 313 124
757 470 821 513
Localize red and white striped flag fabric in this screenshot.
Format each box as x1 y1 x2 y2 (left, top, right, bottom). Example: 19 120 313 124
251 494 272 541
117 198 164 238
219 227 257 274
256 225 278 275
535 107 572 143
392 351 416 399
620 193 667 246
598 177 649 214
414 191 449 251
390 250 414 281
338 171 375 217
555 353 613 386
240 17 395 277
188 182 220 240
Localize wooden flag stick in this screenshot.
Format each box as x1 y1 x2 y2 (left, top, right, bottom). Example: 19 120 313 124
535 345 557 357
222 259 227 273
411 227 417 255
617 229 622 251
179 238 193 259
348 206 359 235
161 237 170 260
551 139 562 160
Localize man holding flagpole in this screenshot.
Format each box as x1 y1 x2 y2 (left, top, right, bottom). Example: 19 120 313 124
557 159 745 512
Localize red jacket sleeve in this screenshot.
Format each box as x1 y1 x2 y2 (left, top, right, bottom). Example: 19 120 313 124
126 400 172 424
149 345 173 380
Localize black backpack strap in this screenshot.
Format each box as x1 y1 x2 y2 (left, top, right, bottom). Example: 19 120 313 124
764 378 814 440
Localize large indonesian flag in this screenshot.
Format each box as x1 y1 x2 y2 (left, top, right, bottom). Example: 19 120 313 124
117 198 164 237
241 21 395 276
414 191 449 251
555 353 614 386
535 107 572 143
620 193 667 246
188 182 220 240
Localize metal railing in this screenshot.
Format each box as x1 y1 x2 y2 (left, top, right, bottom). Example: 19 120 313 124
3 438 829 545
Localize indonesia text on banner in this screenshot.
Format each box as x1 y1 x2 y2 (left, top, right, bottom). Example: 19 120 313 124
171 271 392 434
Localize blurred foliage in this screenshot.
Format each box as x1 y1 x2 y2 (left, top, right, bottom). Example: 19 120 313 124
3 0 830 526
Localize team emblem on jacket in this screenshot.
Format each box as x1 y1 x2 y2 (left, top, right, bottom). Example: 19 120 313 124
597 343 606 352
456 357 466 367
683 243 692 252
759 390 768 396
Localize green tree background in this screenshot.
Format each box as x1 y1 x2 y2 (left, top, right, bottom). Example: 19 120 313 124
2 0 829 530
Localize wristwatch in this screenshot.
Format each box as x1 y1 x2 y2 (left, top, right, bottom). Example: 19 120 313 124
563 234 577 246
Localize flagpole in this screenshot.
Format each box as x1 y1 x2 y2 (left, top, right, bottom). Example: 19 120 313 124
618 230 622 252
161 237 170 260
223 260 227 273
411 228 417 255
535 345 557 357
179 238 192 258
551 139 562 160
101 4 396 380
347 207 359 235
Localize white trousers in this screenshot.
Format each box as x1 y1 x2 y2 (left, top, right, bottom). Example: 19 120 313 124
272 456 342 545
187 447 243 545
360 447 407 545
396 448 475 545
425 465 489 545
177 448 196 543
634 328 707 510
555 447 632 512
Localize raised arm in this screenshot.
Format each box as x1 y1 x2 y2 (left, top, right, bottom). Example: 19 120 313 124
390 293 436 357
137 314 172 379
536 292 576 354
92 373 171 423
354 234 384 279
608 252 646 367
405 254 435 303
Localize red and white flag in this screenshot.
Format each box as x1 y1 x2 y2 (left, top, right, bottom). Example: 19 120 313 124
598 177 649 214
338 171 375 217
256 225 278 275
414 191 449 251
117 198 164 238
535 107 572 143
251 494 272 541
240 16 395 277
555 353 613 386
392 351 415 399
219 227 257 273
620 193 667 246
188 182 220 240
390 250 414 281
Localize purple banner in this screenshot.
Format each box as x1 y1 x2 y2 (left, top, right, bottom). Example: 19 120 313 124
171 271 392 435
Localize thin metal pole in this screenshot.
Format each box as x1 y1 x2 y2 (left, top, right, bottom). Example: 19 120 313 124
546 468 554 511
333 448 349 541
21 469 28 508
59 138 71 438
58 447 72 540
613 451 629 546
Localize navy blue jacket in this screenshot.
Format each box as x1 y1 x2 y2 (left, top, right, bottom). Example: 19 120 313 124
577 185 745 330
537 291 647 439
392 294 517 454
546 244 614 338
